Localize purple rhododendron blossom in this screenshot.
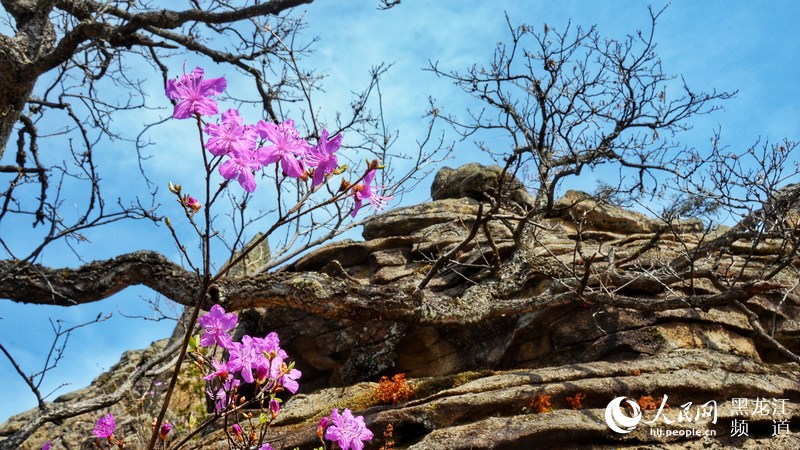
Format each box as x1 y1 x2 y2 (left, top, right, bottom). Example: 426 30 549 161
256 120 310 178
41 442 51 450
324 408 373 450
279 365 302 393
351 169 393 217
270 398 281 417
93 413 116 438
253 332 286 361
202 357 232 381
198 304 238 348
205 109 258 156
219 149 261 192
166 67 227 119
304 129 342 188
259 444 274 450
227 335 265 383
252 332 289 380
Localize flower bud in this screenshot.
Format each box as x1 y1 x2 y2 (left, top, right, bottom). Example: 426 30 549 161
186 196 202 213
158 422 172 441
316 416 330 439
270 399 281 418
232 423 243 441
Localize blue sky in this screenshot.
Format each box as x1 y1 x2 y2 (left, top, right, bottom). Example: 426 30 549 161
1 0 799 423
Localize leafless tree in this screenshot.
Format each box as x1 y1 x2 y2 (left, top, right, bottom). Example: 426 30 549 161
0 0 445 448
3 2 798 449
418 7 800 370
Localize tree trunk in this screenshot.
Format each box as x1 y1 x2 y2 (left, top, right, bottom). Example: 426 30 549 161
0 0 57 159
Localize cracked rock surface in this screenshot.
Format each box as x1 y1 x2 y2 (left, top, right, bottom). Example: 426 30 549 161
5 164 799 449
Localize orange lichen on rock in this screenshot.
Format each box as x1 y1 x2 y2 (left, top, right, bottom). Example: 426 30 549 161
565 392 587 410
375 374 414 405
530 394 553 413
638 395 668 411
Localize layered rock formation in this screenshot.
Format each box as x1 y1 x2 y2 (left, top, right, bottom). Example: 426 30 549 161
4 164 800 449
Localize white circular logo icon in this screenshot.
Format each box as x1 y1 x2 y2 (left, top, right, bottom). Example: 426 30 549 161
605 396 642 434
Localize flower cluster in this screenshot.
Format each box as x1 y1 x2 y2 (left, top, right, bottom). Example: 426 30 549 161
319 408 374 450
166 66 393 215
89 413 122 448
93 414 115 439
196 305 301 415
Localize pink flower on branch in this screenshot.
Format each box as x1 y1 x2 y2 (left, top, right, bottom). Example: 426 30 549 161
220 149 261 193
351 168 393 217
205 109 257 156
227 335 264 384
278 363 302 394
92 413 116 439
305 129 342 188
166 67 227 119
202 357 232 381
324 408 373 450
197 304 238 348
256 119 310 178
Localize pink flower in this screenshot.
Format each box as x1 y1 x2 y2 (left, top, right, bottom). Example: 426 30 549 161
305 129 342 188
166 67 227 119
41 442 52 450
231 423 243 437
219 149 261 192
324 408 373 450
255 120 310 178
93 413 116 439
197 304 238 348
227 335 265 383
278 363 302 394
203 357 232 381
259 444 274 450
252 332 289 380
205 109 258 156
351 169 393 217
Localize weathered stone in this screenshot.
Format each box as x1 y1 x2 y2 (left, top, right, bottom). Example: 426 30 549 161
431 162 536 208
363 198 480 240
555 190 662 234
6 163 800 450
